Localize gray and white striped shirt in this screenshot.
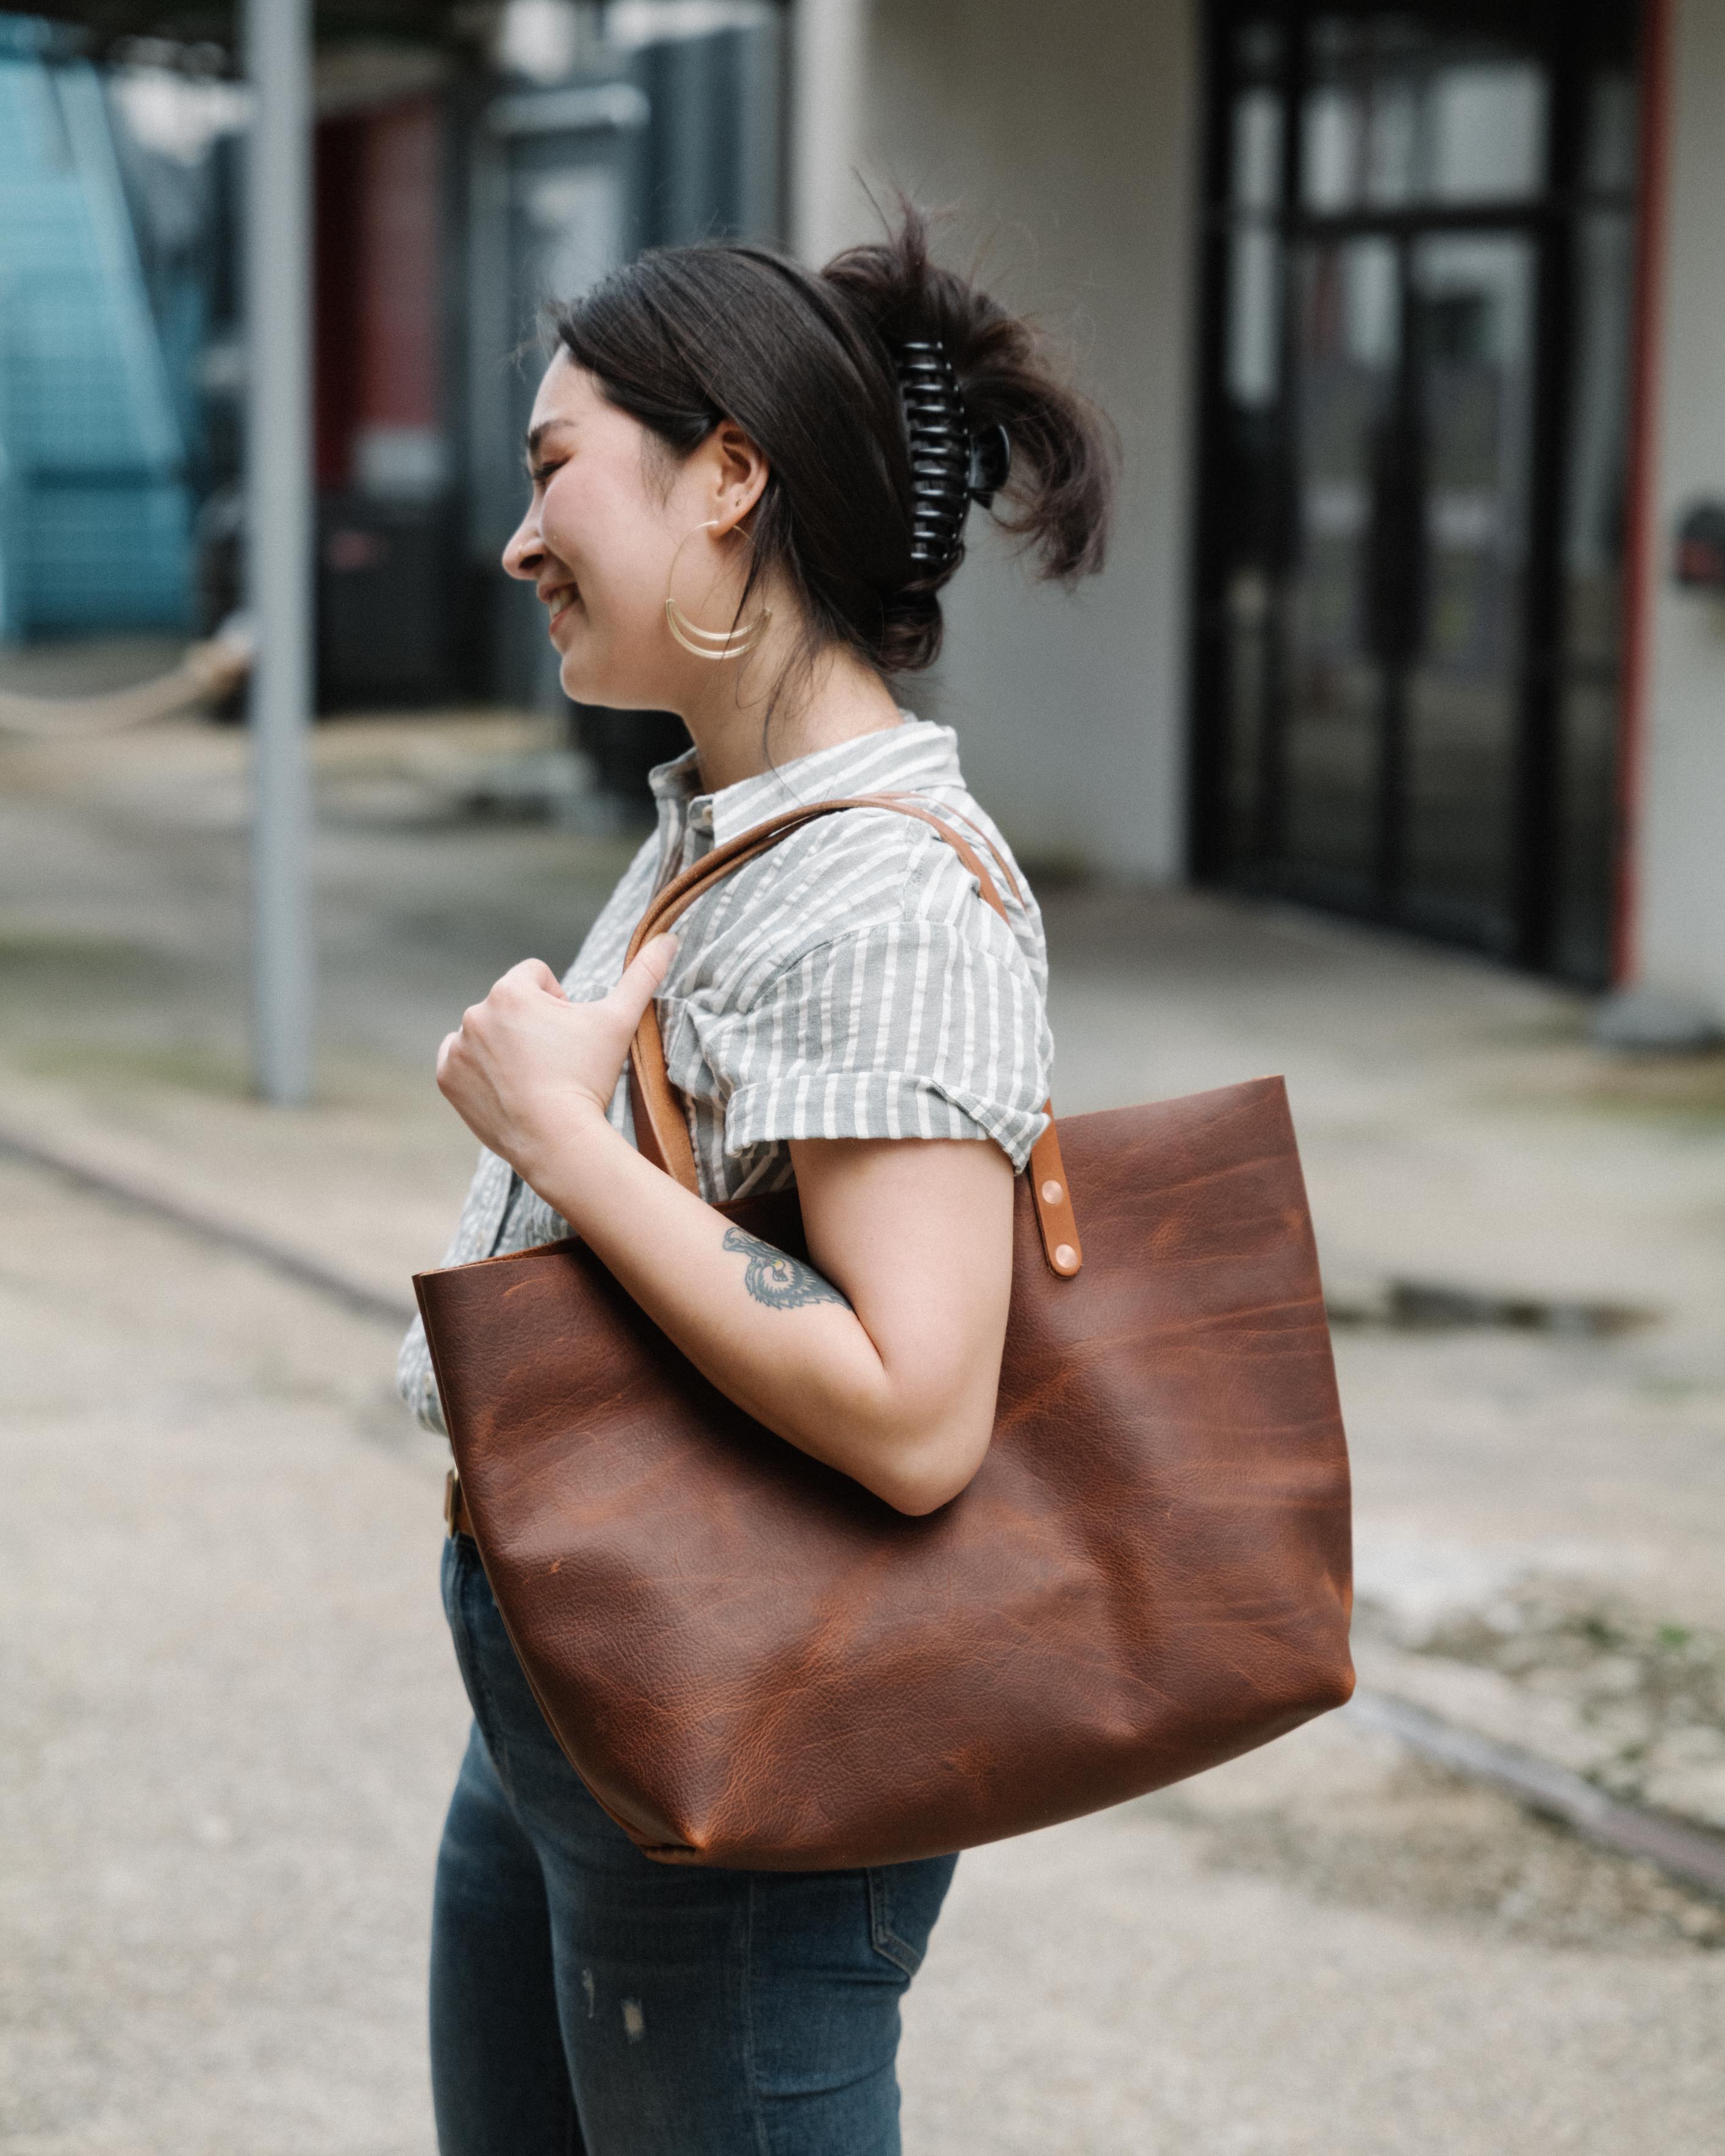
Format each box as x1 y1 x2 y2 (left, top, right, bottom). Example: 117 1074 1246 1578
396 715 1052 1434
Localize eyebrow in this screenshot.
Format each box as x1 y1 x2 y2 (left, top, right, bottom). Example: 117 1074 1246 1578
523 419 572 468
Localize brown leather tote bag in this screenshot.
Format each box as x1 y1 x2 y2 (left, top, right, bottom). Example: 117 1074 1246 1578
414 795 1354 1871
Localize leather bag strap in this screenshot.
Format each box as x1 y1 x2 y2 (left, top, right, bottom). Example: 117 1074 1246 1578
622 792 1083 1277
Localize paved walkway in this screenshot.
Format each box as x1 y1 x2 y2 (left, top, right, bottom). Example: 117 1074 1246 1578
7 1150 1723 2156
4 708 1724 2151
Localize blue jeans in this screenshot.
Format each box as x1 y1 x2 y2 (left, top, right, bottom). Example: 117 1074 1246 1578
431 1533 958 2155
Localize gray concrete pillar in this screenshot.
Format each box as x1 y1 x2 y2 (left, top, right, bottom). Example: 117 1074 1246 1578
243 0 315 1104
790 0 869 265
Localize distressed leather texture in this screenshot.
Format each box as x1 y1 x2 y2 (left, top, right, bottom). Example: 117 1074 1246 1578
414 1069 1355 1871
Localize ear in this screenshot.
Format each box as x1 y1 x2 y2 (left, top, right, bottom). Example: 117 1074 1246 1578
706 419 770 537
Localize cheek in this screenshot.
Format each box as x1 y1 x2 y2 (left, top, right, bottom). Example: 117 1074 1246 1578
543 475 670 629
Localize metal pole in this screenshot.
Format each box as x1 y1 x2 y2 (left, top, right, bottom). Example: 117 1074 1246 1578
243 0 315 1105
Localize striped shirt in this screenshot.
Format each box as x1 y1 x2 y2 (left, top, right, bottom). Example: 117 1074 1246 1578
396 715 1052 1435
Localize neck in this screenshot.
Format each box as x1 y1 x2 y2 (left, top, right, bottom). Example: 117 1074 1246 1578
676 634 905 797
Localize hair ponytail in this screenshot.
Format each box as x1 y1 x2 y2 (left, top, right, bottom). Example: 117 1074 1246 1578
822 204 1114 584
551 202 1116 680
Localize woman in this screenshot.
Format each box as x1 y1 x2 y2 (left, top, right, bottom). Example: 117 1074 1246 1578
397 207 1113 2155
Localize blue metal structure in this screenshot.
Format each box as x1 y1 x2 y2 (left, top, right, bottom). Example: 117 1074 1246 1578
0 30 192 637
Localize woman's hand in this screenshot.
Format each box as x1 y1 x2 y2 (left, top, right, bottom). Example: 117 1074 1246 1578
435 935 678 1182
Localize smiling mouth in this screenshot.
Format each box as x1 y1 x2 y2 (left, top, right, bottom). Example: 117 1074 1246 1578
546 587 579 629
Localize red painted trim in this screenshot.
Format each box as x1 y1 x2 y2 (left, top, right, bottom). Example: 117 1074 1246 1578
1613 0 1677 986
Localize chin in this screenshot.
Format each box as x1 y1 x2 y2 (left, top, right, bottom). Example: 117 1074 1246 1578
558 638 662 712
554 637 606 705
558 655 624 707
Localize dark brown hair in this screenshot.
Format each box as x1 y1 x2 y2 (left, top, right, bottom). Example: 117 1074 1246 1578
549 204 1115 677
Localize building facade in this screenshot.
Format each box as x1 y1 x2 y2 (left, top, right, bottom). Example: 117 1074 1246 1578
799 0 1724 1022
10 0 1721 1025
311 2 785 789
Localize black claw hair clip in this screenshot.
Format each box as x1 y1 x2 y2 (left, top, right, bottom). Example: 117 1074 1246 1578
893 339 1013 572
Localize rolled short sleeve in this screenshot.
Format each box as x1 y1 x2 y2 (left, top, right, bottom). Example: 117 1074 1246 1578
717 918 1052 1170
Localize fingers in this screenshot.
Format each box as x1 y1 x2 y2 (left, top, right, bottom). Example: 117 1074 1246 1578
443 942 672 1089
606 934 681 1027
440 957 567 1076
637 931 681 986
497 956 565 998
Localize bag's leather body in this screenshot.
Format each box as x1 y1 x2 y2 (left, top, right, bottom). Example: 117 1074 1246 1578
415 1069 1355 1871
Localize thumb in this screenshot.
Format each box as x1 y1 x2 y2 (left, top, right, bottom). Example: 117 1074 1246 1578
606 933 680 1030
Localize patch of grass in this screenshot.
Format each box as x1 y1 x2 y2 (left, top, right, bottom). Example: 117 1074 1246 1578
1581 1054 1725 1122
0 923 178 980
1499 1050 1725 1128
1419 1590 1725 1814
16 1034 252 1098
1186 1761 1725 1952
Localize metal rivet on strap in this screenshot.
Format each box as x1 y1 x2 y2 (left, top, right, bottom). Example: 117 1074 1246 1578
1040 1179 1064 1206
1054 1243 1077 1271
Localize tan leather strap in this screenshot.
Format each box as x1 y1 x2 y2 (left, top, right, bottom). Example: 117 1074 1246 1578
622 793 1083 1277
870 791 1031 911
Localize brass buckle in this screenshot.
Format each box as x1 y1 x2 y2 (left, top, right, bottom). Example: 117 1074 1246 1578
444 1468 461 1539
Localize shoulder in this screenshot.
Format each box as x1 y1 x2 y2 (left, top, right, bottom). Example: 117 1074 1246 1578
711 800 1055 1166
728 793 1044 970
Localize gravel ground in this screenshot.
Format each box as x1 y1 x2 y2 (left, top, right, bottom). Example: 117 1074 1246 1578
1389 1591 1725 1827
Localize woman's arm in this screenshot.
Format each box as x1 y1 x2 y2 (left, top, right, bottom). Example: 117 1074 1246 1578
435 945 1015 1516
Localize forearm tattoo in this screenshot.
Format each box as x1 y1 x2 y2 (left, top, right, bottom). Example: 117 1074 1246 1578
722 1226 852 1311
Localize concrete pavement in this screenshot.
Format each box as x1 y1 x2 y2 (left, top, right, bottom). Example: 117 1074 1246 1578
4 704 1725 2151
6 1148 1722 2155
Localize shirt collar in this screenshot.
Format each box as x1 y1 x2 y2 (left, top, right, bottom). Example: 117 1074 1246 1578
647 715 965 850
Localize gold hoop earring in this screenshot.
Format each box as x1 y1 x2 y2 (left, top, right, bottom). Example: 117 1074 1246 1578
664 519 772 661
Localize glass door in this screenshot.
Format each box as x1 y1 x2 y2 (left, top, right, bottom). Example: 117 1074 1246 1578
1400 229 1537 945
1282 233 1400 900
1192 1 1642 983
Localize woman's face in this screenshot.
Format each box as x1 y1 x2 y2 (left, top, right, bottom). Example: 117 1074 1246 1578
501 351 761 712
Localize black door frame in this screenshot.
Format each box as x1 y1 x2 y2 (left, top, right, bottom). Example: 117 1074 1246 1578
1188 0 1641 980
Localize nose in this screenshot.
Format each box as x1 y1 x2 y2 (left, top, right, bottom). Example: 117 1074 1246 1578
502 505 544 582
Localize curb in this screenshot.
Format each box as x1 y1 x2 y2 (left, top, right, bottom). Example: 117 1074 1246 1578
1347 1689 1725 1902
0 1122 416 1329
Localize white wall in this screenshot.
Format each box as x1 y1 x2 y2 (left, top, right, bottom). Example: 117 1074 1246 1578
1634 0 1725 1014
820 0 1199 878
